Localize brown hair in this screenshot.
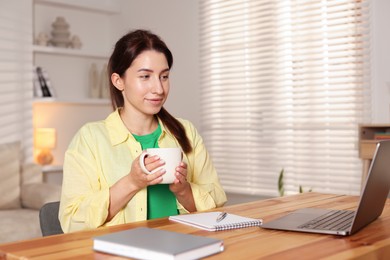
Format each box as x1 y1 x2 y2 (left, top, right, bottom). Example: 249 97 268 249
107 29 192 154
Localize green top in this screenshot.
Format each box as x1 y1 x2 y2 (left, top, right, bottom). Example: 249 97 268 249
132 124 179 219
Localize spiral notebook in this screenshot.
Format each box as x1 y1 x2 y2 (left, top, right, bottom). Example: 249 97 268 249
169 211 262 231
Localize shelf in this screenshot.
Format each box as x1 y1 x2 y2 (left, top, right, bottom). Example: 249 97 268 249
42 164 63 173
33 98 111 105
33 45 109 59
358 125 390 159
359 140 378 160
34 0 120 14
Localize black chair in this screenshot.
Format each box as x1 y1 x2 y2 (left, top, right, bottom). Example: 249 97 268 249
39 201 64 236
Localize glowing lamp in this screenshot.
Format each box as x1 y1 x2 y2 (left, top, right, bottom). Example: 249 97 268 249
34 128 56 165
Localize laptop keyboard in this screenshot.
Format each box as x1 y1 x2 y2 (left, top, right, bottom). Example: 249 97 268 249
298 210 355 231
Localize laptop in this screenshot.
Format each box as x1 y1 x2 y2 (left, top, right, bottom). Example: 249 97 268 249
261 140 390 236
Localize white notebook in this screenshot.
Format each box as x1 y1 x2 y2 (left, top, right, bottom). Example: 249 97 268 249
169 211 262 231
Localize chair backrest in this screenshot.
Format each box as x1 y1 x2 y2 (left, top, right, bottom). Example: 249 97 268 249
39 201 64 236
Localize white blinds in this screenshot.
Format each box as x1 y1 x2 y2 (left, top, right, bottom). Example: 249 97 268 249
199 0 371 197
0 1 33 162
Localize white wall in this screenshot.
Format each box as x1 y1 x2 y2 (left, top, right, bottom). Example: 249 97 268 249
111 0 200 128
371 0 390 123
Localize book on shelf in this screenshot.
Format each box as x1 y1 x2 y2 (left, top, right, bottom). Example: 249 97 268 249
93 227 224 260
33 66 56 98
374 132 390 140
169 211 263 231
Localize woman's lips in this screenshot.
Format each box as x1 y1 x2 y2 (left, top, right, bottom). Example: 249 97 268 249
146 98 163 105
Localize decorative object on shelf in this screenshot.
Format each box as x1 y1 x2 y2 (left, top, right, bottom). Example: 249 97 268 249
35 32 50 46
99 63 110 99
33 66 56 98
89 63 100 98
36 67 51 97
34 128 57 165
50 16 71 48
374 132 390 140
70 35 82 49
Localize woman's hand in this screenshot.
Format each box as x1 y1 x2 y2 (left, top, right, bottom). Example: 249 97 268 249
170 162 196 212
128 153 165 190
170 162 189 194
107 153 165 222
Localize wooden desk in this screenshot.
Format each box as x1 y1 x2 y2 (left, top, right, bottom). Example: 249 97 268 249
1 192 390 259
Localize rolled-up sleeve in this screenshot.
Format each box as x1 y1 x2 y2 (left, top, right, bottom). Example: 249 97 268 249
59 126 110 233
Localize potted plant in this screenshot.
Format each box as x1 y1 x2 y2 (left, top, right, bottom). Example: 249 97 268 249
278 168 312 196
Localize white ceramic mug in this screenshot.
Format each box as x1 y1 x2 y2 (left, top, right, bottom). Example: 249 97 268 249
139 147 182 184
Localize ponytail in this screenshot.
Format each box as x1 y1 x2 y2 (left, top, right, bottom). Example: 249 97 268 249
158 107 192 154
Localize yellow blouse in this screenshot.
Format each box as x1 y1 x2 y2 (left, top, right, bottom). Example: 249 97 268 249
59 109 227 233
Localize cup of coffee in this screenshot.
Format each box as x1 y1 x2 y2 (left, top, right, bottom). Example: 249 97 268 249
139 147 182 184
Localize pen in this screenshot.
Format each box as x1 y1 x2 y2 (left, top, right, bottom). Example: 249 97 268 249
216 212 227 222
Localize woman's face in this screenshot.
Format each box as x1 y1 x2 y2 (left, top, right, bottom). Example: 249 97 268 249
113 50 170 117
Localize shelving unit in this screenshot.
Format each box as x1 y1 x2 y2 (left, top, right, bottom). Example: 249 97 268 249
33 97 110 105
32 45 110 102
34 0 120 14
32 0 115 103
358 124 390 188
33 45 109 59
32 0 116 166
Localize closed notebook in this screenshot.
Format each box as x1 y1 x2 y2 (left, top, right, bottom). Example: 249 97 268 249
169 211 262 231
93 227 224 260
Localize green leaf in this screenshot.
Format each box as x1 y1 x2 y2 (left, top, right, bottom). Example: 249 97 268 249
278 168 284 197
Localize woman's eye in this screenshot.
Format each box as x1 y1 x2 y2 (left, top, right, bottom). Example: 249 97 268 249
161 74 169 81
140 74 150 79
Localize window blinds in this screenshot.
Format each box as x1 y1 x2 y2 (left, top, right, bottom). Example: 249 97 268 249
199 0 371 196
0 1 33 162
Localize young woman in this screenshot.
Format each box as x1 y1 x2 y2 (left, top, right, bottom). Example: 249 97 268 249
59 29 227 233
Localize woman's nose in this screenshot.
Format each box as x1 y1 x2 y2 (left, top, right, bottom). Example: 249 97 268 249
151 77 164 94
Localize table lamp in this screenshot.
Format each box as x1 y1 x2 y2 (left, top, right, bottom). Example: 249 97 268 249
34 128 56 165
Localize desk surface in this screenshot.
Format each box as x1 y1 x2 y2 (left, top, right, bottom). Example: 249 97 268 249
1 192 390 259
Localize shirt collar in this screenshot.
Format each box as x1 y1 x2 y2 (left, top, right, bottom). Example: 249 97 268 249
105 109 171 146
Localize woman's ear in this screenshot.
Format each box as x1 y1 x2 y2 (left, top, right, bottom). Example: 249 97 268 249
111 73 124 91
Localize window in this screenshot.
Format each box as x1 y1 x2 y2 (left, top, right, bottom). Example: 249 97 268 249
0 1 33 162
199 0 371 196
